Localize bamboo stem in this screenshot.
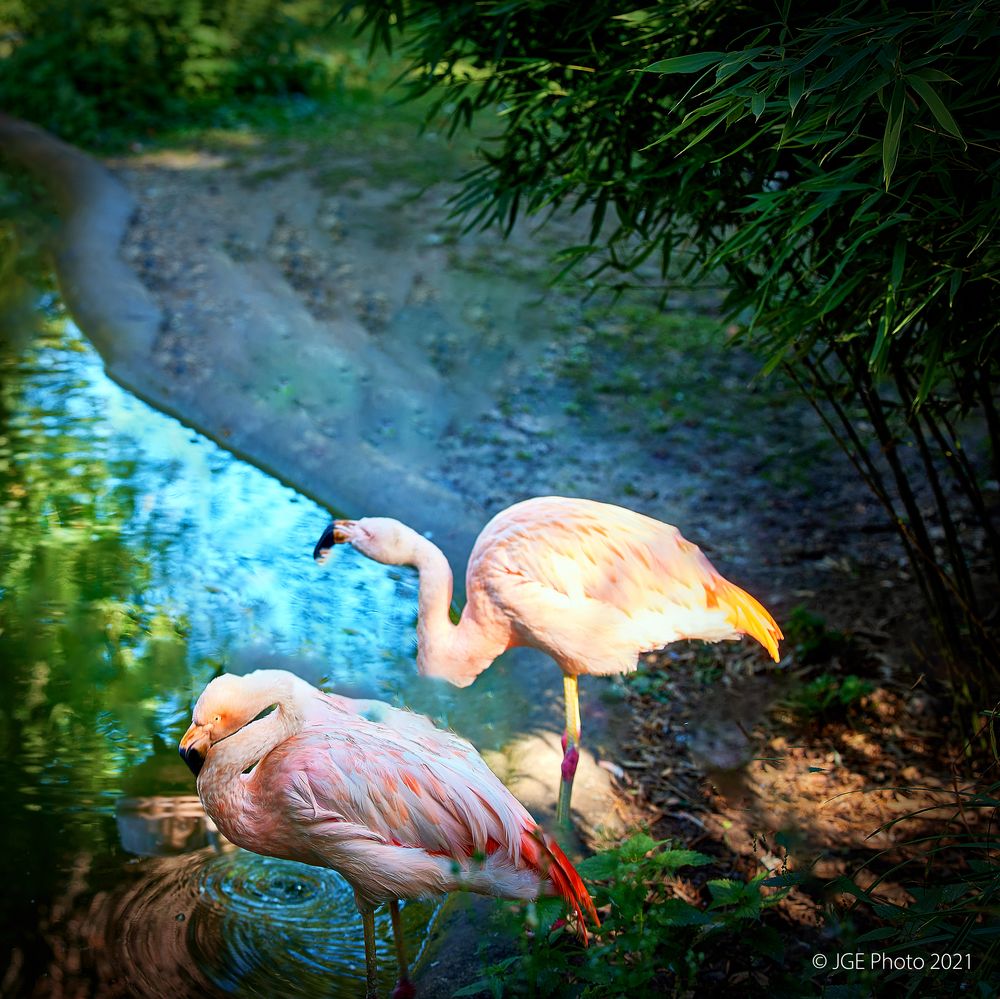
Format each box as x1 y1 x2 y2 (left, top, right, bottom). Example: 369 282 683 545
845 342 960 651
894 358 979 617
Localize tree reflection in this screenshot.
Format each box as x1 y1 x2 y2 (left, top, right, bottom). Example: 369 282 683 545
0 305 434 996
0 317 196 987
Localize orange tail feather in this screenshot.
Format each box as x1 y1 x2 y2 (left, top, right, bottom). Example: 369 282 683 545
719 579 782 662
524 828 600 945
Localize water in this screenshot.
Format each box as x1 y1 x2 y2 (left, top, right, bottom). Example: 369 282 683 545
0 307 439 997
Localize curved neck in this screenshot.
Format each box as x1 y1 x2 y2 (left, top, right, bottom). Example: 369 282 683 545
202 683 306 786
408 533 506 687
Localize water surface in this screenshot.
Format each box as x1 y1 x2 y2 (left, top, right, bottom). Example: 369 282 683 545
0 307 438 996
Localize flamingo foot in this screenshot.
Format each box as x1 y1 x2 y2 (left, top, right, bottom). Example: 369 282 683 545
391 978 416 999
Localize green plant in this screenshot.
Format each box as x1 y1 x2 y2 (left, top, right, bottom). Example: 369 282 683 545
456 833 792 997
0 0 337 147
786 672 873 718
824 711 1000 996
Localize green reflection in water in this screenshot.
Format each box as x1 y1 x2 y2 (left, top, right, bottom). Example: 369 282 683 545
0 299 434 996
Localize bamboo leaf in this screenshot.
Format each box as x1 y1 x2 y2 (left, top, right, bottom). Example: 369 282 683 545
644 52 724 74
751 92 765 119
891 238 906 288
788 71 804 112
883 81 905 190
870 293 895 370
911 67 957 83
948 268 963 305
906 75 966 146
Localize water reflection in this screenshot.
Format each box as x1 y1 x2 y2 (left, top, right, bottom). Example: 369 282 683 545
13 839 432 998
0 312 436 996
116 795 213 857
192 852 432 997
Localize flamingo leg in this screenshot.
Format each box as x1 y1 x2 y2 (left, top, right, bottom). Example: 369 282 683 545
359 900 380 999
557 674 582 824
389 900 416 999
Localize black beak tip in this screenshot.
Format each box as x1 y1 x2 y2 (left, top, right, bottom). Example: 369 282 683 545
313 523 337 563
179 746 204 777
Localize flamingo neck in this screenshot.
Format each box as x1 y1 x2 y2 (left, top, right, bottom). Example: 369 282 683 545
200 680 307 791
409 533 504 687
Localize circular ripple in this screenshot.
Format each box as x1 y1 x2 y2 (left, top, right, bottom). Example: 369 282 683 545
189 850 436 997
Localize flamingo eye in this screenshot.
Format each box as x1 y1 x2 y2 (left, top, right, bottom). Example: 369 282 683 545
214 714 221 723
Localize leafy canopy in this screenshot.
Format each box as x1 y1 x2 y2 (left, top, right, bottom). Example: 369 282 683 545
349 0 998 395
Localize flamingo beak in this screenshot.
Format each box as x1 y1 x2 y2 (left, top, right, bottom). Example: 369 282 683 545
313 521 353 564
178 722 211 777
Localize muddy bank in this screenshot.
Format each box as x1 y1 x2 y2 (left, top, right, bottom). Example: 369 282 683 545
0 113 484 572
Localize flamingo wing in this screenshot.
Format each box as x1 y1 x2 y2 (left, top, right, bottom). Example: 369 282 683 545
314 689 441 739
259 712 533 865
472 497 781 672
263 718 599 933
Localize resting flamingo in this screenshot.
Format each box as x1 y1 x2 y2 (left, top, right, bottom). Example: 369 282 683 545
314 495 782 822
178 669 597 999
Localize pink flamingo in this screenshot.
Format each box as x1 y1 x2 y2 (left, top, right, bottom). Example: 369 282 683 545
314 495 782 822
178 669 597 999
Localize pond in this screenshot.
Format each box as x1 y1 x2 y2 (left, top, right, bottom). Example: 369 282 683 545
0 302 441 996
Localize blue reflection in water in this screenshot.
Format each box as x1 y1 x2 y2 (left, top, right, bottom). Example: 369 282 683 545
49 325 422 692
0 318 439 997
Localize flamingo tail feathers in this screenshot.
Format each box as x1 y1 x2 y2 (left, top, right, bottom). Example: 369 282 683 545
524 829 600 945
717 579 783 662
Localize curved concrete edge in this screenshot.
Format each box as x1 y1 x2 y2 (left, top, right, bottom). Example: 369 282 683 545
0 113 479 572
0 113 160 364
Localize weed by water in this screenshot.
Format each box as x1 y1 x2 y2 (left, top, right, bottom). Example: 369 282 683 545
455 784 999 996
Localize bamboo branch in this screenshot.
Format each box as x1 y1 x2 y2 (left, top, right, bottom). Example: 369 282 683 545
838 341 961 650
894 356 980 618
978 366 1000 490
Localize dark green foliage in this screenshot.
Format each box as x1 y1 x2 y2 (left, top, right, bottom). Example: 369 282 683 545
829 718 1000 997
456 816 998 996
343 0 1000 702
0 0 335 146
786 672 873 718
455 834 791 996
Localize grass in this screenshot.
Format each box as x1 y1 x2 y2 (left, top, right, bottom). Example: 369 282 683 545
455 833 799 998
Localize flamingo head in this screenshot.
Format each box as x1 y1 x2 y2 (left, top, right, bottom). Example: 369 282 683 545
178 671 293 776
313 517 417 567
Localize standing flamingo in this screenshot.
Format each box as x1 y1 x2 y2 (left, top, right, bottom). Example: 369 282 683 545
178 669 597 999
313 496 782 822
